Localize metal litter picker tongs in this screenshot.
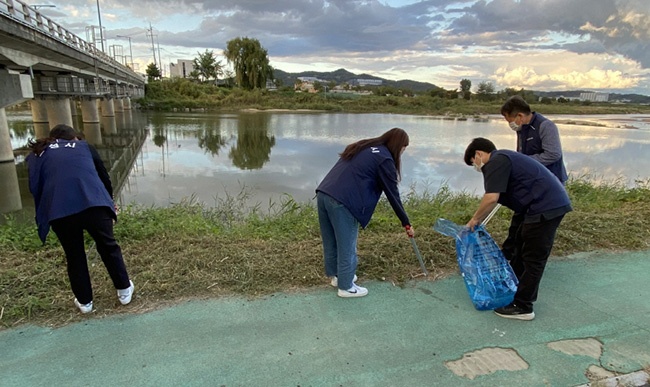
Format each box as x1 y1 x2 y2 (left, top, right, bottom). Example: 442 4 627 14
405 225 428 276
482 204 502 226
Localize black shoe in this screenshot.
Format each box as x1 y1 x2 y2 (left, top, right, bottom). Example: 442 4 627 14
494 303 535 321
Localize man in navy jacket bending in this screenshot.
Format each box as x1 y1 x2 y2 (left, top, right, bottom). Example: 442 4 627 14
464 137 572 320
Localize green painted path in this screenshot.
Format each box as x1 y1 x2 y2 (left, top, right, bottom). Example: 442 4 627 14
1 250 649 386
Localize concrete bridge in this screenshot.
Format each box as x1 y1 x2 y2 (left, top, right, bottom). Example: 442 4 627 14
0 0 146 214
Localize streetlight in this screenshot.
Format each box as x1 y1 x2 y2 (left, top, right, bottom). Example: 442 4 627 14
96 0 104 52
32 4 56 10
116 35 133 69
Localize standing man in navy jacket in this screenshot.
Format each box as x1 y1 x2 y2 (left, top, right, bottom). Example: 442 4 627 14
465 138 572 320
27 124 134 314
316 128 414 298
500 96 568 263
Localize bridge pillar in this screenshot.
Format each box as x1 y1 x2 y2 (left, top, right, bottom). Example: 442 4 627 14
100 98 115 117
101 116 117 135
83 123 103 145
0 70 33 108
80 98 102 145
70 100 78 116
0 108 22 214
123 109 133 131
123 97 132 110
45 97 74 128
80 99 100 123
114 98 124 113
30 99 50 138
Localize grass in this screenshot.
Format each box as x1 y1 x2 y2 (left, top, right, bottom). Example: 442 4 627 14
1 178 649 329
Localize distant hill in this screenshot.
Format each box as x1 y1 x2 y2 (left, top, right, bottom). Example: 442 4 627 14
273 68 441 93
272 68 650 101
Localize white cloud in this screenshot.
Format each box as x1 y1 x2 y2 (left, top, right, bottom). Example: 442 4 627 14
495 65 640 90
26 0 650 94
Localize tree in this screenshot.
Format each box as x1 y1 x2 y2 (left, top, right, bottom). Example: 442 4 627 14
229 114 275 170
502 87 520 97
192 49 223 83
146 63 161 82
446 88 459 99
460 79 472 100
429 86 446 98
520 89 537 102
223 37 274 90
223 69 235 88
496 87 537 103
540 97 553 104
197 125 227 156
188 69 201 82
475 81 495 101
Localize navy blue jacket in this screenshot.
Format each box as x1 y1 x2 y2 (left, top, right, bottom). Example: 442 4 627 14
316 145 410 228
27 139 116 243
489 150 572 221
517 112 568 183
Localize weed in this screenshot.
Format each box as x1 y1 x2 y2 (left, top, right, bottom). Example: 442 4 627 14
1 178 649 329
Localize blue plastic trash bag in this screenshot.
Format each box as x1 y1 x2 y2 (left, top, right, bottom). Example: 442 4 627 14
433 218 518 310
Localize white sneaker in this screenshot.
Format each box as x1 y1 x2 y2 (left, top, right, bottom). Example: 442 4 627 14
337 284 368 298
330 275 358 287
117 280 135 305
74 299 93 314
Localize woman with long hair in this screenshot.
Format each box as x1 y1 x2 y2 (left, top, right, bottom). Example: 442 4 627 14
316 127 414 298
27 124 134 314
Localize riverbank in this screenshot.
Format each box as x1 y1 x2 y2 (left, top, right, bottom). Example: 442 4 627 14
128 80 650 115
1 178 649 329
7 88 650 117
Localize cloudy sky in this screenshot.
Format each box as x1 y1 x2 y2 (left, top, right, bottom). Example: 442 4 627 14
26 0 650 94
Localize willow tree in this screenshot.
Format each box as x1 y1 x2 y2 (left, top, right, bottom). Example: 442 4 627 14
223 37 274 90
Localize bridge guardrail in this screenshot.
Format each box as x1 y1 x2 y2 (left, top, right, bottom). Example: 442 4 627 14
32 75 144 97
0 0 142 82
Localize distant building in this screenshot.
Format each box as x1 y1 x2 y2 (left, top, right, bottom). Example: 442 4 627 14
265 79 277 90
580 92 609 102
295 77 325 93
169 59 196 79
295 81 317 93
297 76 325 83
350 78 382 87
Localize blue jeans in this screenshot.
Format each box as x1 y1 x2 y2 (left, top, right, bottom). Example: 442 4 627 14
317 192 359 290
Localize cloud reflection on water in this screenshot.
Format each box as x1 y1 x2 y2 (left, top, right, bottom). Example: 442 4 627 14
8 112 650 212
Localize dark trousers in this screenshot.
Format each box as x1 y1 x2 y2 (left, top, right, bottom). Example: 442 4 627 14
501 212 524 262
508 214 565 310
51 206 130 304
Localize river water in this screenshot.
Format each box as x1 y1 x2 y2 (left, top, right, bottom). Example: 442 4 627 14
7 110 650 214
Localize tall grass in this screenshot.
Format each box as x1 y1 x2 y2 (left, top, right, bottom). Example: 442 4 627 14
1 178 649 328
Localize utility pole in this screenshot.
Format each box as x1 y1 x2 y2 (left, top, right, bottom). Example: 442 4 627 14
146 23 158 70
96 0 104 52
